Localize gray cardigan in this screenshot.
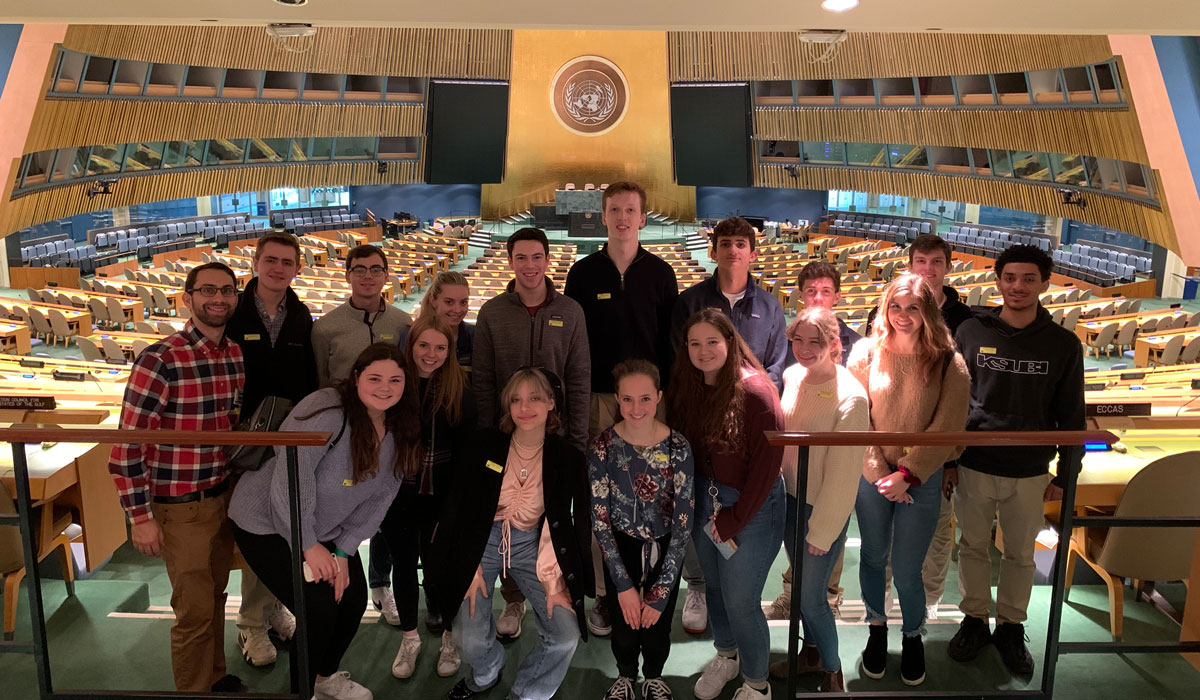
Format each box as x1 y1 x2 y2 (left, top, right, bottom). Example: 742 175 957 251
228 388 402 555
473 277 591 451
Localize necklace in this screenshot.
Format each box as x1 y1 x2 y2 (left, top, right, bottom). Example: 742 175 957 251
510 439 543 482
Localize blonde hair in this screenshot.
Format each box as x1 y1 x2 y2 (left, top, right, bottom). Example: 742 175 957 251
786 306 841 363
418 271 470 322
870 273 955 383
498 368 562 435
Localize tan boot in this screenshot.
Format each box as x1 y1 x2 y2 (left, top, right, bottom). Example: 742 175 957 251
820 669 845 693
762 574 792 620
768 644 821 678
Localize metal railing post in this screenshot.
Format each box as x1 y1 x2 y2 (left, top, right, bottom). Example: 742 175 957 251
786 445 809 700
10 441 54 694
284 445 312 699
1041 456 1081 698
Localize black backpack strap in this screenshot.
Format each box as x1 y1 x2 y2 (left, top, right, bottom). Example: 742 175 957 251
328 414 348 451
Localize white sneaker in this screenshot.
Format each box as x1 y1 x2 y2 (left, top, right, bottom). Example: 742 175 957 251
762 591 790 620
682 588 708 634
313 671 372 700
693 654 740 700
238 627 276 666
391 635 422 679
371 587 400 627
730 682 771 700
268 601 296 641
496 600 525 638
926 603 940 621
436 631 460 677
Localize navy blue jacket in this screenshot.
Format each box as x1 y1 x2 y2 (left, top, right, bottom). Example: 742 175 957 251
671 274 788 392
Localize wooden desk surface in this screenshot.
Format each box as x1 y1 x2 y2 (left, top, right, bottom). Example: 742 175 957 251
0 323 32 355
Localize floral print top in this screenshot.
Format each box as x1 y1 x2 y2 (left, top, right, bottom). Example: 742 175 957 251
589 427 695 611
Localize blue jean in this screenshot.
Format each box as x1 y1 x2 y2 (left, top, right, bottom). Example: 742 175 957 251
855 469 942 637
692 476 785 684
452 521 580 700
783 495 847 673
367 531 390 589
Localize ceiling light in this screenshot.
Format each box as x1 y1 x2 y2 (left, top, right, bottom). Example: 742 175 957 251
821 0 859 12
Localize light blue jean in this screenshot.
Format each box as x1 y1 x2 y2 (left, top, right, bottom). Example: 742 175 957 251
855 469 943 637
783 495 847 673
452 521 580 700
692 476 785 684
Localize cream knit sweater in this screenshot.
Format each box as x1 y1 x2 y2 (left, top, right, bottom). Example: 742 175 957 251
780 363 870 551
847 340 971 485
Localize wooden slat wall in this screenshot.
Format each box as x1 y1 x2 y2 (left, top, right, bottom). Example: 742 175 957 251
24 101 425 152
0 161 422 235
755 165 1179 253
62 26 513 79
668 32 1114 81
754 107 1150 164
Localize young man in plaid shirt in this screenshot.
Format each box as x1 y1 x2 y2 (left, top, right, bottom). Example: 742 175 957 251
108 262 247 693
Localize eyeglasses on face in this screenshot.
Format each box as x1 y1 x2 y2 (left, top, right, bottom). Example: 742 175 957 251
187 286 239 297
349 265 388 277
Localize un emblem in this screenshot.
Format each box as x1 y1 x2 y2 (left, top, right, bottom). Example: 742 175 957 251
550 56 629 137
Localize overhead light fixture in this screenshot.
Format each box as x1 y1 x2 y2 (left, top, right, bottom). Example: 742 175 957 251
821 0 859 11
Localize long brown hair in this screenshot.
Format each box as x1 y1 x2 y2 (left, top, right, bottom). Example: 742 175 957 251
667 308 765 453
869 273 955 383
403 315 468 425
296 343 422 482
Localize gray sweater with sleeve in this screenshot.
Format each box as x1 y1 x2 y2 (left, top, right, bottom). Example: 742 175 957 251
228 388 402 555
311 299 413 387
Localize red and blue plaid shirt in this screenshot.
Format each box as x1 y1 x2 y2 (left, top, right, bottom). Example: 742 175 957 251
108 323 245 524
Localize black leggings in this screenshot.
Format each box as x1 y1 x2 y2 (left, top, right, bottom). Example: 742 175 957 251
604 531 682 680
378 484 441 632
232 526 367 686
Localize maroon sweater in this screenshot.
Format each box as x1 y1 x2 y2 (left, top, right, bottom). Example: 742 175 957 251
692 370 785 539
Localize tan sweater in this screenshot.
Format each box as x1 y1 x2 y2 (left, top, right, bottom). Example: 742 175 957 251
780 363 870 551
847 340 971 485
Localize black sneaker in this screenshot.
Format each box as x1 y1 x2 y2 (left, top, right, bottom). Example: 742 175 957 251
900 634 925 686
210 674 248 693
426 611 445 635
860 625 887 679
603 676 636 700
447 676 499 700
993 622 1035 676
948 615 992 662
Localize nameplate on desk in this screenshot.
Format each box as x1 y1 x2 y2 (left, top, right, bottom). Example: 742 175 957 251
52 370 86 382
0 396 57 409
1192 379 1200 391
1086 402 1151 417
1083 382 1106 392
19 359 45 368
1119 371 1146 381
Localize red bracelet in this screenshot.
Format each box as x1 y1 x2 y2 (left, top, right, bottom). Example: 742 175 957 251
896 465 922 487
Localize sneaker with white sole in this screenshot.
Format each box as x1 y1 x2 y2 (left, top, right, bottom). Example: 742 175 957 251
682 588 707 635
761 591 790 620
730 682 771 700
371 587 400 627
587 596 612 637
268 601 296 641
238 627 276 667
496 600 525 639
313 671 372 700
436 631 461 677
603 676 636 700
391 635 422 679
642 677 673 700
693 654 739 700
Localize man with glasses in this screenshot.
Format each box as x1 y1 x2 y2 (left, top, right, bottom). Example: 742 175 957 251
312 244 412 386
312 243 412 627
108 262 247 693
225 233 315 667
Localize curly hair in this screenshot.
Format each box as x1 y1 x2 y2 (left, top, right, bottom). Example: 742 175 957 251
667 308 766 454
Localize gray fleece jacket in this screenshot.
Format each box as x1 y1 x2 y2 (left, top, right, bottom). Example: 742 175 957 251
228 388 402 555
473 277 591 450
312 298 413 386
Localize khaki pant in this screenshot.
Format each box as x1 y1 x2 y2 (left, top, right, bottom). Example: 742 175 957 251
237 569 276 631
151 489 235 692
955 469 1051 624
922 491 956 606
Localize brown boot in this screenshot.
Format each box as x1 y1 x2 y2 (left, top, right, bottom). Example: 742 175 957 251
768 644 821 678
820 669 845 693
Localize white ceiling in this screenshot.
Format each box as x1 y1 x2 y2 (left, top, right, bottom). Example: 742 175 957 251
0 0 1199 34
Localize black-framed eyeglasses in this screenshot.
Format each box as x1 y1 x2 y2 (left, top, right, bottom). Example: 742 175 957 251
187 285 239 297
349 265 388 277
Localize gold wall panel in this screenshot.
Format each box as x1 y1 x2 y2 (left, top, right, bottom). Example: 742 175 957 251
481 30 694 222
755 165 1178 254
754 107 1149 164
24 100 426 152
0 161 422 236
62 26 512 79
669 32 1113 82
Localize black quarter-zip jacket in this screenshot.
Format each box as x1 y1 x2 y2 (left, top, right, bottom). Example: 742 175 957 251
564 244 678 393
954 305 1086 485
226 277 318 418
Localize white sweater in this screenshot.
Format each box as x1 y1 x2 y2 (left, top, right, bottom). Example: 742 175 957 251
779 363 870 551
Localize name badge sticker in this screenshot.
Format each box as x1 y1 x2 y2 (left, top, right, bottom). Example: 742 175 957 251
980 347 997 354
548 319 564 327
380 334 394 340
244 334 261 341
597 292 612 300
342 478 355 487
485 460 504 473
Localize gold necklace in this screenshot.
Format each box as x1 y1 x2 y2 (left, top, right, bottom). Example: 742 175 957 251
510 439 543 481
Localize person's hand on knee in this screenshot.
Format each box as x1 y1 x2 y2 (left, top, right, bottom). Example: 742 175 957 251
466 566 488 617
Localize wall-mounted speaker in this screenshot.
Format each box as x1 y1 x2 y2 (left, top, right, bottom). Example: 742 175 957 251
670 83 753 188
425 80 510 184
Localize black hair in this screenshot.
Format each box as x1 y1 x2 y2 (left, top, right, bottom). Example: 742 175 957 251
506 227 550 257
995 244 1053 281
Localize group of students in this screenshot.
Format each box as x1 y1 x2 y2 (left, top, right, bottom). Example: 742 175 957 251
107 180 1085 700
